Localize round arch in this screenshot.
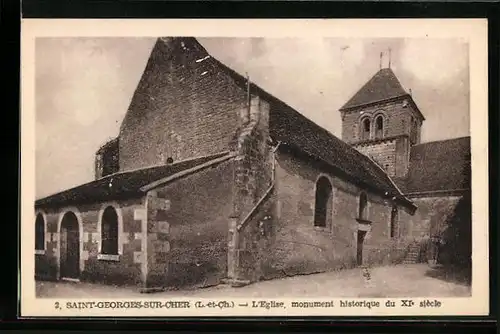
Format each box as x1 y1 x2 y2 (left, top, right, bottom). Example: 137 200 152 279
57 207 84 279
34 210 48 254
374 114 385 139
97 202 124 257
313 174 334 229
359 116 372 141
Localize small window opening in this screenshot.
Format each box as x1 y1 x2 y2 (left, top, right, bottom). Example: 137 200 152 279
361 118 371 140
101 207 119 255
375 116 384 139
358 192 368 221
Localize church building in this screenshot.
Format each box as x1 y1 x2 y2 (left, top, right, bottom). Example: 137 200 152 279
34 37 471 290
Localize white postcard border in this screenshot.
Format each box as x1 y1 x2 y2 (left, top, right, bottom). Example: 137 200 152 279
20 18 489 317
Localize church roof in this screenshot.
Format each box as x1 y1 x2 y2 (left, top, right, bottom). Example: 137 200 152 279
203 41 415 208
398 136 471 194
340 68 409 111
270 102 414 207
36 38 415 210
35 152 233 208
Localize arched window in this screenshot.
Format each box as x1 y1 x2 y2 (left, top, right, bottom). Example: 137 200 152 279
35 213 45 251
361 118 371 141
390 205 398 238
358 192 368 221
375 115 384 139
314 176 333 228
101 206 119 255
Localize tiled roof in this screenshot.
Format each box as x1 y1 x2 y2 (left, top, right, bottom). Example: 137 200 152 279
402 137 471 194
340 68 409 111
269 100 411 201
36 38 415 210
35 152 232 208
201 40 414 206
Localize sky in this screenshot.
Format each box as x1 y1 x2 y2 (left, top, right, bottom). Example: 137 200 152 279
35 37 470 199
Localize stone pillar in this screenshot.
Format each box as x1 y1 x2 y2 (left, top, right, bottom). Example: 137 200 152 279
227 94 272 284
144 190 172 291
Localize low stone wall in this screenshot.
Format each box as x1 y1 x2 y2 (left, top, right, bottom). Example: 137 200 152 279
145 160 234 290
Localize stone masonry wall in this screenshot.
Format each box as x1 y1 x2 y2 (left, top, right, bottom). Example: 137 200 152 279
34 197 147 286
269 150 410 277
228 95 273 283
353 139 397 176
398 194 465 263
341 99 421 145
145 159 234 290
352 136 410 178
119 38 247 172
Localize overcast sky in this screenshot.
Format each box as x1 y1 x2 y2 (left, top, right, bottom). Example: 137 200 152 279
35 37 470 199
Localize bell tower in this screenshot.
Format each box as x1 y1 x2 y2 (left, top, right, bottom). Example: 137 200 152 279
339 63 425 178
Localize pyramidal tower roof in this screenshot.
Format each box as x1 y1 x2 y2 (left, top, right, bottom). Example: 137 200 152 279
340 68 409 111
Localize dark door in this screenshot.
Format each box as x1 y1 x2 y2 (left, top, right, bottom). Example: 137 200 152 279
60 213 80 279
356 230 367 266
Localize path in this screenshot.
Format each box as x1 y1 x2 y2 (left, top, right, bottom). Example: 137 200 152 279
36 264 471 299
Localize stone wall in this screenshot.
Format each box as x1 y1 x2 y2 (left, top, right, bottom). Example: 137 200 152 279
145 159 234 290
34 197 147 286
354 139 397 176
95 138 119 180
399 194 465 262
228 95 273 284
119 38 246 172
353 136 410 178
268 150 408 277
341 99 422 145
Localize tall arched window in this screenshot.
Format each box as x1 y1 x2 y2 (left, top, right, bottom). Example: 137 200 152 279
314 176 333 228
361 118 371 141
101 206 119 255
358 192 368 221
35 213 45 251
375 115 384 139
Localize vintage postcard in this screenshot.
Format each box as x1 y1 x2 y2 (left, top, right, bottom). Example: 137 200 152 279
21 19 489 317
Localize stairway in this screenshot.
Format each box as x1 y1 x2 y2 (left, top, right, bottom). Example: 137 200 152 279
402 242 421 264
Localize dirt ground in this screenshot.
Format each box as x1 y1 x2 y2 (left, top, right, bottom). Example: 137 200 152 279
36 264 471 299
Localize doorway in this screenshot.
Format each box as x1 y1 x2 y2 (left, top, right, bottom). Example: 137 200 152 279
356 230 367 266
60 212 80 279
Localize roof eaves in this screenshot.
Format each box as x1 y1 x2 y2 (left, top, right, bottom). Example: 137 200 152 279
140 152 236 192
278 143 398 200
362 153 417 212
339 94 409 112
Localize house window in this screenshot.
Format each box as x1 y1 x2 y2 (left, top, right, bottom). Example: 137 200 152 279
361 118 371 141
390 206 398 238
35 213 45 251
375 115 384 139
101 206 119 255
358 192 368 221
